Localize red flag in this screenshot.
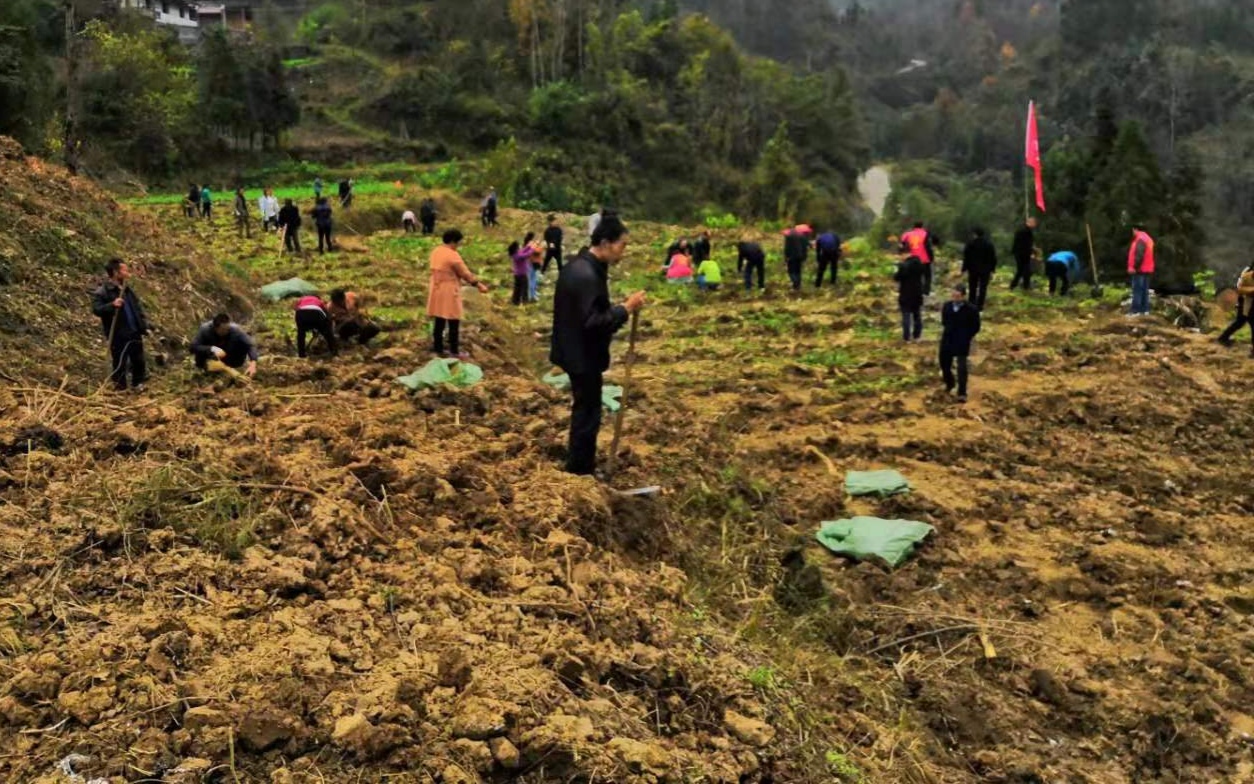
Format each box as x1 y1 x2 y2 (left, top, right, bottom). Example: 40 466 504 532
1026 101 1046 213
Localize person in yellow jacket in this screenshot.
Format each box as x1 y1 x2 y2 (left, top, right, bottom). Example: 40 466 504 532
1217 263 1254 356
696 256 723 291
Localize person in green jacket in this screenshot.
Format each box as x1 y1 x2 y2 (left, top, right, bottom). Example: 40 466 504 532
696 256 723 291
200 185 213 220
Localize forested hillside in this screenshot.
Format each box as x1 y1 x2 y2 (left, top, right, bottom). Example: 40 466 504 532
3 0 1254 278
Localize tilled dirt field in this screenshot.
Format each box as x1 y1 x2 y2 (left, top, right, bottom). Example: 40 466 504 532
2 150 1254 782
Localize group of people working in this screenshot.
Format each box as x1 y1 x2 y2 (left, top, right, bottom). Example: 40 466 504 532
662 231 722 290
504 216 566 305
92 258 380 392
402 199 440 235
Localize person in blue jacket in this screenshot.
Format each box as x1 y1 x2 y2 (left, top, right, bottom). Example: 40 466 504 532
1045 250 1082 296
940 283 981 402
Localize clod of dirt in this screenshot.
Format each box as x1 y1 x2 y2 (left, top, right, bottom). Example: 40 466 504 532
237 710 299 752
1028 669 1071 709
182 707 227 732
724 709 775 747
449 698 507 740
438 649 473 691
4 425 63 456
488 737 520 769
608 736 672 774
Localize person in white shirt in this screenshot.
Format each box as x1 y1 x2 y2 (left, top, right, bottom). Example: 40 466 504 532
402 209 417 233
258 188 280 232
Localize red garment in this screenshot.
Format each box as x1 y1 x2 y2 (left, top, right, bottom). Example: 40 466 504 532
1126 230 1156 274
902 228 931 265
295 295 327 310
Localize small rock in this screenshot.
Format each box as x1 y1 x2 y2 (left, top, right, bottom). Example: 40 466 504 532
167 758 212 784
450 738 494 772
332 713 372 748
442 763 477 784
183 707 228 732
723 710 775 747
488 737 520 769
237 710 296 752
608 737 672 773
449 699 506 740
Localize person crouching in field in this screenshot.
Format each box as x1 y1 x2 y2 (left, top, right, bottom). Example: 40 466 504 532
939 283 981 403
292 294 336 358
328 289 381 348
192 313 259 379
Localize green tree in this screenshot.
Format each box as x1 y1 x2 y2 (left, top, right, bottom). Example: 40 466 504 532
744 122 809 220
1085 121 1164 280
0 0 55 148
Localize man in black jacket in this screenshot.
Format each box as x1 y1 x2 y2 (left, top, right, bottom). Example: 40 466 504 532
894 253 926 342
542 215 564 274
1010 217 1036 291
192 313 259 378
738 241 766 292
278 199 302 254
550 215 646 476
961 227 998 311
312 197 334 254
692 230 712 265
92 258 148 392
940 283 982 402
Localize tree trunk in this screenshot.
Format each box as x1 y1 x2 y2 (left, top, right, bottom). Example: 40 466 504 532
63 1 79 175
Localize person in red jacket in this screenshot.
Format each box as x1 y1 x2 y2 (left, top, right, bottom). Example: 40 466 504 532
1127 225 1155 316
900 222 936 295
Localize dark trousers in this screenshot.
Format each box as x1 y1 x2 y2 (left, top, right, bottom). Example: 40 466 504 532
786 259 803 291
284 229 301 253
433 317 460 355
296 309 336 358
1046 262 1070 296
968 271 991 311
236 214 250 238
421 217 435 234
403 219 416 233
1010 257 1032 290
338 320 381 346
901 307 922 341
921 262 933 295
109 335 147 389
815 251 839 287
566 372 603 475
317 224 333 254
202 203 212 219
1219 311 1254 347
543 247 563 274
512 275 528 305
742 260 765 291
940 351 969 396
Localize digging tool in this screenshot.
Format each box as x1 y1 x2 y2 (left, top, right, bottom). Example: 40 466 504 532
102 278 129 386
606 309 640 477
1085 223 1103 298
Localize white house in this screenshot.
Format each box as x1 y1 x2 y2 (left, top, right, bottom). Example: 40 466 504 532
118 0 201 45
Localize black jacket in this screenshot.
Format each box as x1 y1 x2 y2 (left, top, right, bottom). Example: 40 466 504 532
894 257 925 310
692 236 711 264
1012 226 1034 263
420 201 436 219
550 250 628 375
92 281 148 340
312 203 333 228
192 321 259 367
962 236 998 276
278 204 301 230
941 301 982 356
738 242 765 271
544 225 563 249
784 232 810 264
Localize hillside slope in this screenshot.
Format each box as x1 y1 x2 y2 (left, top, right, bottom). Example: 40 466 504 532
0 137 249 389
1 178 1253 782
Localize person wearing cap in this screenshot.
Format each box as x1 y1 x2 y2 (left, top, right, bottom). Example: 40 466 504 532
939 283 981 403
783 225 813 292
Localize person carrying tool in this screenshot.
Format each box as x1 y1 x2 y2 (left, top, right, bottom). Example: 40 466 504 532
278 199 302 254
551 215 646 476
91 258 148 393
738 240 766 292
312 197 334 254
339 178 353 209
894 251 926 342
292 294 336 358
233 188 251 239
1045 250 1081 296
961 227 997 311
815 229 842 288
1127 224 1155 316
427 229 490 358
192 313 258 378
328 289 381 347
1010 217 1037 291
900 222 936 295
939 283 981 403
543 215 564 274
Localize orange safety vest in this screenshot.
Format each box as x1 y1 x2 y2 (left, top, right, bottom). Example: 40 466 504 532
902 228 931 265
1126 230 1155 275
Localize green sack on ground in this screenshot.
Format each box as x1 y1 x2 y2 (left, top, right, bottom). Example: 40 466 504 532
845 469 911 497
542 372 623 411
816 517 934 569
396 359 484 391
259 277 319 302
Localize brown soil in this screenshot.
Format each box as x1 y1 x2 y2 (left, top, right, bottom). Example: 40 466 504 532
2 144 1254 783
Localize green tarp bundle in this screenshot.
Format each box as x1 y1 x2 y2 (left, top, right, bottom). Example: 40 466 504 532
259 277 319 302
542 371 624 412
845 469 911 497
816 517 934 569
396 359 484 391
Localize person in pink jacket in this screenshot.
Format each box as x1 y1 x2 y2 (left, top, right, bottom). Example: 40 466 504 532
427 229 488 358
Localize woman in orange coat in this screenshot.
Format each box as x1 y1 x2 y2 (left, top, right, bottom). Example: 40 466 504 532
427 229 489 358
